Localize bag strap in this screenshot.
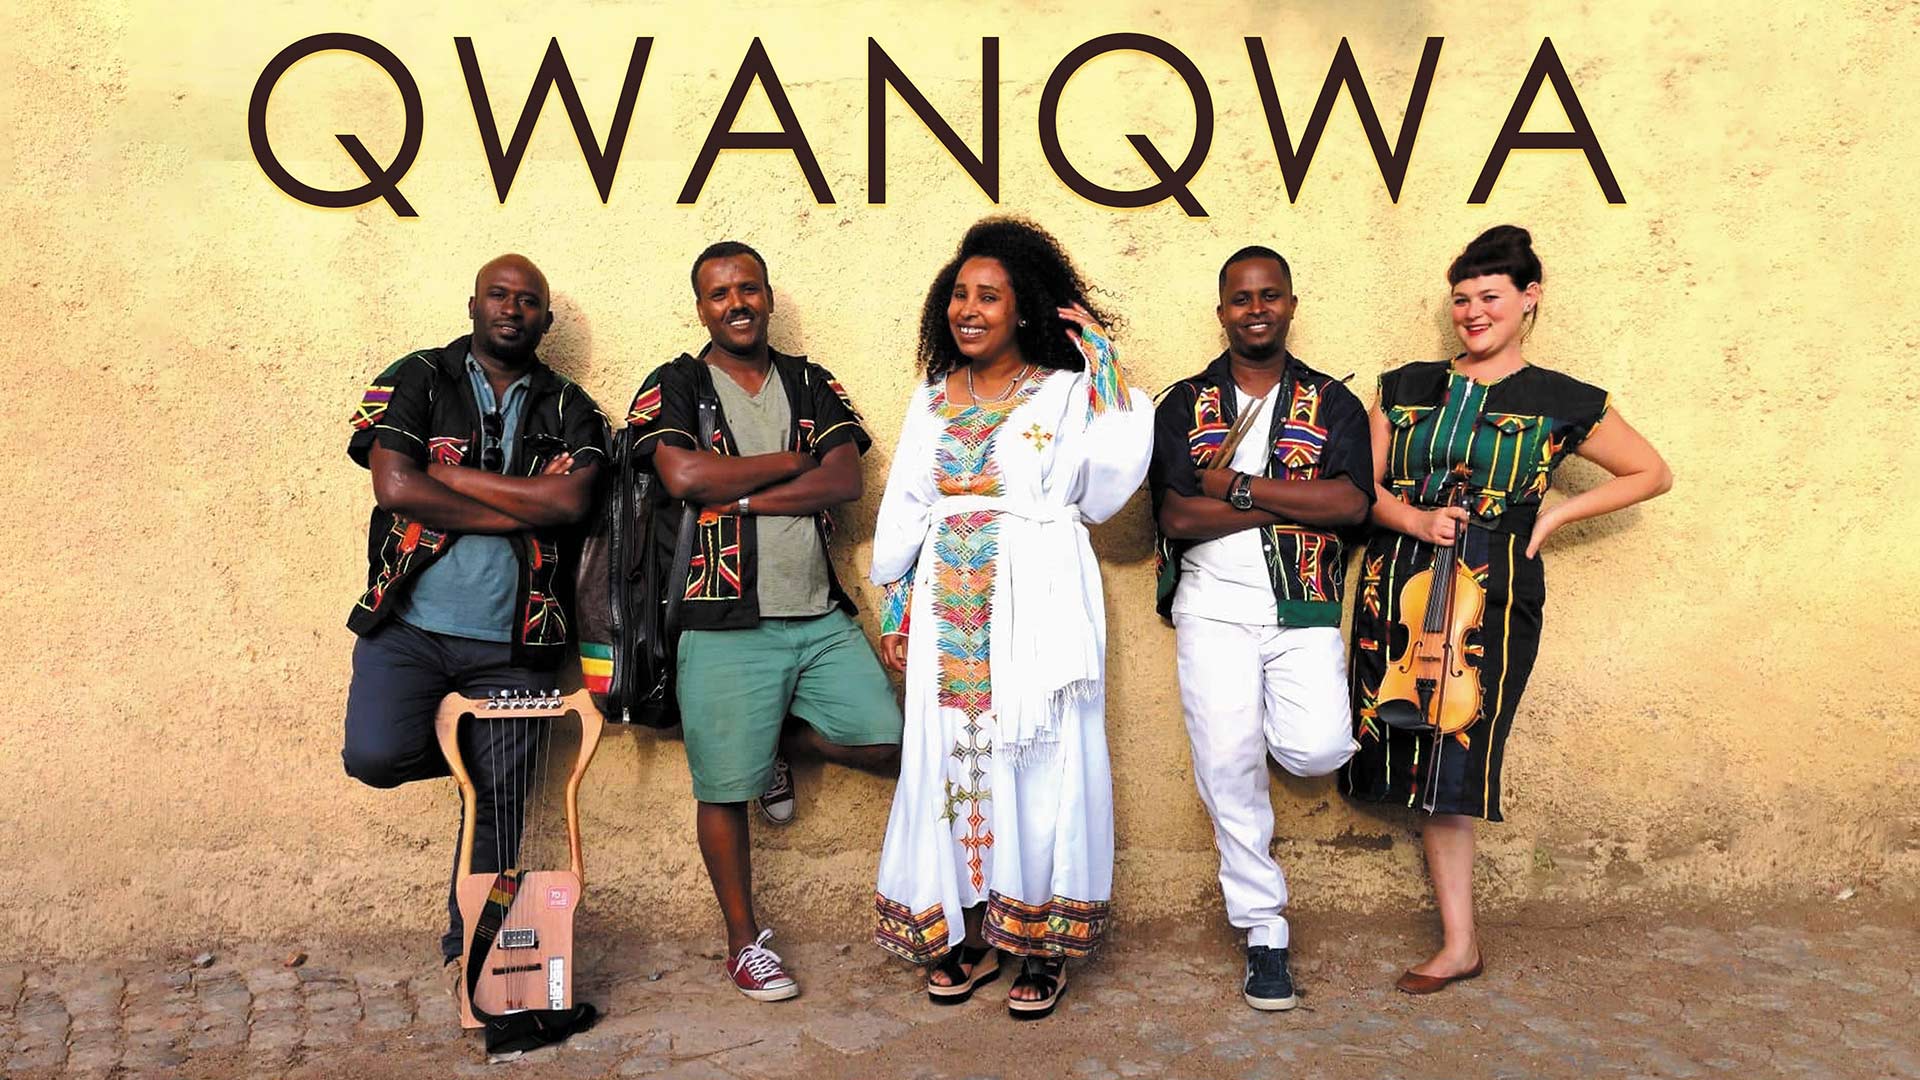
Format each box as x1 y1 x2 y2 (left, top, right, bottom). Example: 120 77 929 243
661 391 718 638
462 871 520 1019
461 870 598 1054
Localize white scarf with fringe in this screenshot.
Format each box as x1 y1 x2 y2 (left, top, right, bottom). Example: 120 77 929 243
923 494 1099 767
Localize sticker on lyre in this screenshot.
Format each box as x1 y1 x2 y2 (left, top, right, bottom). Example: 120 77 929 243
547 886 569 908
547 957 565 1009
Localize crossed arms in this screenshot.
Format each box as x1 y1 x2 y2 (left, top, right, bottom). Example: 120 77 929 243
1157 471 1370 541
651 441 862 515
369 444 600 532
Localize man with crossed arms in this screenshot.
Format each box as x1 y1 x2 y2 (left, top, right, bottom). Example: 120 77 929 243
1149 247 1372 1011
341 254 608 981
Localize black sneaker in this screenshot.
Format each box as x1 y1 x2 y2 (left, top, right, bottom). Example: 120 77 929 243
1244 945 1298 1011
758 756 796 825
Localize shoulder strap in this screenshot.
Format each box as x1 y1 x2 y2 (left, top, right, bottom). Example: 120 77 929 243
661 389 718 636
463 871 520 1018
462 870 598 1054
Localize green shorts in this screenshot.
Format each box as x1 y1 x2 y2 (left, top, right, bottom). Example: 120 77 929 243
676 609 903 803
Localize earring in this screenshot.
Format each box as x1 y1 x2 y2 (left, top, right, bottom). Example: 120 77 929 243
1018 319 1028 327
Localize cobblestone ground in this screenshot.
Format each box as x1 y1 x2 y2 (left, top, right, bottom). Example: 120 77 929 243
2 904 1913 1079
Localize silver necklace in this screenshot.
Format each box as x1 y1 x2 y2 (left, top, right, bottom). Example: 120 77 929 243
967 362 1032 403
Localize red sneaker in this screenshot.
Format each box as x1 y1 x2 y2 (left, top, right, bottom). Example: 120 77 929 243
725 929 799 1002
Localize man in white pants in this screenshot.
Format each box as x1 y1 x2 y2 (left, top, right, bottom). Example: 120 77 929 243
1148 247 1374 1010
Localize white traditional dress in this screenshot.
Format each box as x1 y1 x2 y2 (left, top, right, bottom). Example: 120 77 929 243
870 329 1152 962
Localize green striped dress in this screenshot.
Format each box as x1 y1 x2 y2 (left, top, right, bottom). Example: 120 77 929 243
1341 359 1610 820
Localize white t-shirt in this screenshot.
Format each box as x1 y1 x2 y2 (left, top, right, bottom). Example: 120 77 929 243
1171 387 1278 626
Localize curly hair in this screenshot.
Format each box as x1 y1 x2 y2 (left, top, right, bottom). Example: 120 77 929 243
915 217 1117 381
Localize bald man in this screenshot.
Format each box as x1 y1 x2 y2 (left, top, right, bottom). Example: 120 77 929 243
342 254 610 969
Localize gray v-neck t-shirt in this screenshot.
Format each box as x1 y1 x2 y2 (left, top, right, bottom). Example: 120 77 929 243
709 365 832 618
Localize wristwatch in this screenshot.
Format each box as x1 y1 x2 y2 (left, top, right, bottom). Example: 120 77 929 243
1228 472 1255 511
737 496 751 516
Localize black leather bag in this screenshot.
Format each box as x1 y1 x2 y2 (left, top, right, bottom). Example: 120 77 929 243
575 372 715 727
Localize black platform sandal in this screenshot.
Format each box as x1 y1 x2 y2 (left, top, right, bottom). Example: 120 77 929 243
926 944 1000 1004
1007 956 1067 1019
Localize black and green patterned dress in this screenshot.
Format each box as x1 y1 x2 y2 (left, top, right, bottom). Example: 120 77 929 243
1341 360 1610 821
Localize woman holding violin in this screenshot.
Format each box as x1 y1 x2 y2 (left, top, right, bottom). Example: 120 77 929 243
1342 226 1671 993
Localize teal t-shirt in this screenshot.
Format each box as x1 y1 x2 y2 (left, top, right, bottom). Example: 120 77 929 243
396 355 531 642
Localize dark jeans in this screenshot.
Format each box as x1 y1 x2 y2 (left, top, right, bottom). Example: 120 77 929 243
343 619 558 962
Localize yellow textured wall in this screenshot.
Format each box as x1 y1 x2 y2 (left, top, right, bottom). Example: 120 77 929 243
5 1 1916 957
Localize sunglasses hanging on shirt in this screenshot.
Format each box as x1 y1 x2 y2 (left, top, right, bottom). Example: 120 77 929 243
482 409 505 473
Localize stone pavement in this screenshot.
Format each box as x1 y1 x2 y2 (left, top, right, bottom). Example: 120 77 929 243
2 904 1914 1079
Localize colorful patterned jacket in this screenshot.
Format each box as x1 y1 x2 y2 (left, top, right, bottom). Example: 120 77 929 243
1147 351 1373 627
346 336 611 666
625 347 872 632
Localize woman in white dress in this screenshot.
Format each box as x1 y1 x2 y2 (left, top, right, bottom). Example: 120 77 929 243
869 218 1152 1019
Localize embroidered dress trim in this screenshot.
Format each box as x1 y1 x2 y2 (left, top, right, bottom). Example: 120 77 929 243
874 894 951 964
984 891 1111 958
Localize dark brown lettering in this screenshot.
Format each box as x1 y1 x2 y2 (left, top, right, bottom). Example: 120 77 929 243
1245 36 1443 203
247 33 422 216
457 37 652 203
679 38 834 205
867 38 999 203
1038 33 1213 217
1470 37 1625 204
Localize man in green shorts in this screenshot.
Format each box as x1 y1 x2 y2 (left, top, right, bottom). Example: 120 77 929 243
625 241 902 1002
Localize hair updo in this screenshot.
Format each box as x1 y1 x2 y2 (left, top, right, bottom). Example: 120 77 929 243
916 216 1115 381
1447 225 1542 290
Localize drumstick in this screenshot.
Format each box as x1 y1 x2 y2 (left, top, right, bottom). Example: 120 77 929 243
1211 390 1272 467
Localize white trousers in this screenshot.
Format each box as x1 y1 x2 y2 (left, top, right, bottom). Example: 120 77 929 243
1174 614 1358 948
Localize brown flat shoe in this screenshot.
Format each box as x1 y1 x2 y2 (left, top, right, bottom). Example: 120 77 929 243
1394 956 1484 995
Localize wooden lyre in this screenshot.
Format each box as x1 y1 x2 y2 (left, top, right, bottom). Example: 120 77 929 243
434 688 604 1030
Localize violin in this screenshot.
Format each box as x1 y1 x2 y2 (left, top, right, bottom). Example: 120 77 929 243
1375 467 1486 747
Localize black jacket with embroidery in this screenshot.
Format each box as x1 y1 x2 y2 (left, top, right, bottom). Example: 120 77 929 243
345 336 611 666
1147 351 1374 626
625 347 872 632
